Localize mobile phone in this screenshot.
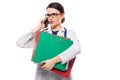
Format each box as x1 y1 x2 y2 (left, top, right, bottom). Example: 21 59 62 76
44 18 49 27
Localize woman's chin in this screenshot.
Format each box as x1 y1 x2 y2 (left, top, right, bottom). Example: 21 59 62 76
50 24 56 27
50 23 60 28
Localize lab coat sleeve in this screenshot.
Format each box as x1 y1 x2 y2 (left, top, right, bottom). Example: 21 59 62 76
58 30 81 64
16 30 35 48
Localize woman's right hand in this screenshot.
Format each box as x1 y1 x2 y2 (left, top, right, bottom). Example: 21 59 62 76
32 18 47 32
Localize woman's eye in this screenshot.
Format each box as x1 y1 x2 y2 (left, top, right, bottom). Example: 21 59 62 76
52 13 57 16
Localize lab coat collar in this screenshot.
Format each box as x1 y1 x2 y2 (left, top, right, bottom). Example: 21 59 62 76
42 25 66 37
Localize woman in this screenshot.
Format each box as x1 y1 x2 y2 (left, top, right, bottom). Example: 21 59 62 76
16 2 81 80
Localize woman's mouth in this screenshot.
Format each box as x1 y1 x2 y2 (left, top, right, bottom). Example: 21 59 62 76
49 21 54 24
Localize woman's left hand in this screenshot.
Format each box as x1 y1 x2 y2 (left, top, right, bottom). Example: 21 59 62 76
41 59 56 71
40 56 62 71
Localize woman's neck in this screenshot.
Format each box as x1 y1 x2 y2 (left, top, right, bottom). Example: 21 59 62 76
51 24 62 31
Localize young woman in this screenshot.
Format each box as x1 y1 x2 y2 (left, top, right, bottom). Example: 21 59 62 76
16 2 81 80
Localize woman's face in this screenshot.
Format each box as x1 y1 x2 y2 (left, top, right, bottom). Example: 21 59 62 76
46 8 64 27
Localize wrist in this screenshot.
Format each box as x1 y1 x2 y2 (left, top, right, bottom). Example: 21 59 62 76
52 56 62 64
31 27 42 32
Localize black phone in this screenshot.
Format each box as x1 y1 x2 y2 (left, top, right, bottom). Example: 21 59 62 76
44 18 49 27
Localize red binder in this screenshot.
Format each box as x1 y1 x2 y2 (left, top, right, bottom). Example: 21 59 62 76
31 30 76 78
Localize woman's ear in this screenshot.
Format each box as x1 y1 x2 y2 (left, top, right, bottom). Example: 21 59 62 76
61 13 65 19
60 13 65 23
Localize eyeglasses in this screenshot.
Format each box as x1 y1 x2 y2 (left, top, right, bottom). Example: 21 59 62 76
45 13 60 18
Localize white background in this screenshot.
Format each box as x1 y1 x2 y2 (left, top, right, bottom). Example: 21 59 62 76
0 0 120 80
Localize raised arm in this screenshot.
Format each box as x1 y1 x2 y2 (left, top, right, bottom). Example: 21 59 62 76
16 18 46 48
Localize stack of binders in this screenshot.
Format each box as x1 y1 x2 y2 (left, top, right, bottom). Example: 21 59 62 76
31 31 75 78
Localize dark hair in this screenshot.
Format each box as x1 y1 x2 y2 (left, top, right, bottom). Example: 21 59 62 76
46 2 65 23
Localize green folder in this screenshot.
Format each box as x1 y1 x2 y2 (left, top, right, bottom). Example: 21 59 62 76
32 32 73 71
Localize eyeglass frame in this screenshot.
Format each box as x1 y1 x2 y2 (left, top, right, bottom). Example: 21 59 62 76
45 13 61 18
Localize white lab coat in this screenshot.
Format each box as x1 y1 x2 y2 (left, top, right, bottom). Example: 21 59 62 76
16 26 81 80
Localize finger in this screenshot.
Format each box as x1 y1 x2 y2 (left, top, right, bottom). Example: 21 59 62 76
41 65 45 69
41 18 47 23
40 62 46 66
41 65 51 71
45 67 51 71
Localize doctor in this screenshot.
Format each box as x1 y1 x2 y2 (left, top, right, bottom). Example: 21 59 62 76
16 2 81 80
